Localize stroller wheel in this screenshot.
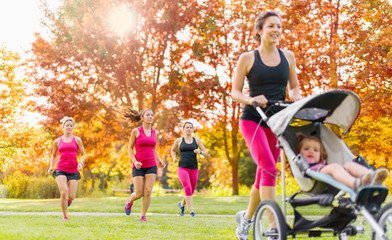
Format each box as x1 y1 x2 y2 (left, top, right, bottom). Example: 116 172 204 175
372 202 392 240
253 199 287 240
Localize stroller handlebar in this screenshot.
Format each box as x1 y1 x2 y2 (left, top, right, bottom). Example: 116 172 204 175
252 100 293 109
252 100 293 123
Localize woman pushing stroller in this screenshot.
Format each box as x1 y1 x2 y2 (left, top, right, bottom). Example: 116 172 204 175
296 133 388 191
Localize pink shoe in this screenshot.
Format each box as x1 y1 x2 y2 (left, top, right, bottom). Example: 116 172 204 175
139 216 147 222
63 216 69 220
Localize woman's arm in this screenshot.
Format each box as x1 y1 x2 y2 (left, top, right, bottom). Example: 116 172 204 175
128 128 142 169
231 52 268 108
48 139 59 174
284 50 301 101
193 138 209 157
76 137 86 171
231 52 253 105
170 138 180 163
154 131 166 168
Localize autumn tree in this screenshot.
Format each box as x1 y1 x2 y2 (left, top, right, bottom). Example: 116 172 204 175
0 46 50 176
28 0 219 189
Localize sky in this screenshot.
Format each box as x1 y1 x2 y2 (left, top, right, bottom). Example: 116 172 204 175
0 0 60 55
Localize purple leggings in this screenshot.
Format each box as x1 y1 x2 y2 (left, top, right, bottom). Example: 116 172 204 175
240 120 280 188
178 167 198 196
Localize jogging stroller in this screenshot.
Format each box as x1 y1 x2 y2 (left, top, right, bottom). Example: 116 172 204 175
251 89 390 240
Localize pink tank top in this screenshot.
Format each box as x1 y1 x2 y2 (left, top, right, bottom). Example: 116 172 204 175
56 136 79 173
133 127 157 168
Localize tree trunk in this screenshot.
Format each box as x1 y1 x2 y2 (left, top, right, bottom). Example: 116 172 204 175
231 163 239 195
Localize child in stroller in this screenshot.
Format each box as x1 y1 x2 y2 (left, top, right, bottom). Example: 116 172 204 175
296 133 388 191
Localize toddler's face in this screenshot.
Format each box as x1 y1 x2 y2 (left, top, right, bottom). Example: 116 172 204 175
300 139 321 164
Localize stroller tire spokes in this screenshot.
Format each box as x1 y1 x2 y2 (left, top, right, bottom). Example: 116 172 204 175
253 199 287 240
372 202 392 240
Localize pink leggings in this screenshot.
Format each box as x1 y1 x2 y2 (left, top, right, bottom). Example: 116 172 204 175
178 167 198 196
240 120 280 189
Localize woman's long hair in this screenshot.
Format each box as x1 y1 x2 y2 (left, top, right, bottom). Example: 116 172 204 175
124 108 152 123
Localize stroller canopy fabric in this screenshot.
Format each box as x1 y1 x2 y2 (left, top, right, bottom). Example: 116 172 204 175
268 89 361 136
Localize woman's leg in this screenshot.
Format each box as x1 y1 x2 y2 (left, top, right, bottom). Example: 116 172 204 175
55 175 69 218
127 176 144 203
184 169 198 213
178 167 193 203
67 180 78 201
140 173 156 217
240 121 280 230
244 185 260 220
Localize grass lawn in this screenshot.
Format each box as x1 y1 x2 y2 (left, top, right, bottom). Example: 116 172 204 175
0 215 236 240
0 195 333 215
0 195 386 239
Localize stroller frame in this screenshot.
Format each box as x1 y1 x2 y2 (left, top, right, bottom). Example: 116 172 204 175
251 90 390 240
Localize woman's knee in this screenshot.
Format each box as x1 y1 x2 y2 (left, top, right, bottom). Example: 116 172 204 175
59 189 68 198
184 187 193 196
68 193 76 200
144 188 153 197
134 191 144 199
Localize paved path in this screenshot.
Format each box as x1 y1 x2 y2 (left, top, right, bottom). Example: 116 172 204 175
0 211 235 217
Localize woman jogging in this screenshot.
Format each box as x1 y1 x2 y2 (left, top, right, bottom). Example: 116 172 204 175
124 108 166 221
170 121 208 217
231 11 301 240
48 117 86 220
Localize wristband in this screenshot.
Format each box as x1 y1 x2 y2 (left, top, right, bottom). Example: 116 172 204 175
200 150 202 154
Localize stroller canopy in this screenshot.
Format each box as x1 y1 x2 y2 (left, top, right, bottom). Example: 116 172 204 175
268 89 361 136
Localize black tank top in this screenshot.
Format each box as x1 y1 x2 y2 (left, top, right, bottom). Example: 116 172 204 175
179 137 198 169
240 49 289 128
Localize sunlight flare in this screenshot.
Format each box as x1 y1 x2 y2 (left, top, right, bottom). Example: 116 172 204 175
108 6 136 35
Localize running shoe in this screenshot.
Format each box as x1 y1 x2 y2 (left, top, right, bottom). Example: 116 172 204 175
67 199 72 207
235 210 253 240
371 168 389 185
63 216 69 220
178 201 185 216
124 202 133 215
139 216 147 222
190 212 195 217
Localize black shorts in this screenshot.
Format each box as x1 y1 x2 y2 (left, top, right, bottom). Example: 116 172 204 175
132 166 157 177
53 170 81 180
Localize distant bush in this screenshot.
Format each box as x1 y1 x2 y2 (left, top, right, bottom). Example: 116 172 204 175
3 171 59 199
25 177 59 199
3 171 30 198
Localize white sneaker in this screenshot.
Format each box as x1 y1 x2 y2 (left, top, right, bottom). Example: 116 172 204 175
235 210 253 240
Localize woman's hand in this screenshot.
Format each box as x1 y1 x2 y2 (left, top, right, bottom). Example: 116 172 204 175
134 161 142 169
193 149 203 155
78 162 84 171
48 167 53 175
249 95 268 108
158 161 166 168
173 158 178 163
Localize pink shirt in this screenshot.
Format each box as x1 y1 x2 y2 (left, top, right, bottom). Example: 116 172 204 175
56 136 79 173
309 160 326 171
133 127 157 168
